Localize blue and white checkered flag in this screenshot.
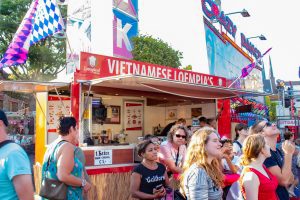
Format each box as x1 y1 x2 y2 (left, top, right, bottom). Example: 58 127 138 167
30 0 65 45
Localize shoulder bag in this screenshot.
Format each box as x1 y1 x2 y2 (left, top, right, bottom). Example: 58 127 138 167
39 140 68 200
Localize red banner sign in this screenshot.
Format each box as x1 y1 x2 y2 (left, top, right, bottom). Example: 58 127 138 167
80 52 227 87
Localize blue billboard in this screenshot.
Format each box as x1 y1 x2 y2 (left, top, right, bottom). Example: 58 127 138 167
204 21 263 92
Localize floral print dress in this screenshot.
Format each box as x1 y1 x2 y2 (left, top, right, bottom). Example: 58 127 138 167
42 141 84 200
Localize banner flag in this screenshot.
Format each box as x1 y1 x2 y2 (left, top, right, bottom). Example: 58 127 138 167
0 0 65 68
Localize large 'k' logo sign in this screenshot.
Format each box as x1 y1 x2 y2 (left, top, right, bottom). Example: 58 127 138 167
113 0 138 59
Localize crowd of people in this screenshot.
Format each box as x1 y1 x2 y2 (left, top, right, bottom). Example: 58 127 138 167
131 117 300 200
1 108 300 200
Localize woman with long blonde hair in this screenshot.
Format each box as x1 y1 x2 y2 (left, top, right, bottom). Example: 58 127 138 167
181 128 223 200
239 134 278 200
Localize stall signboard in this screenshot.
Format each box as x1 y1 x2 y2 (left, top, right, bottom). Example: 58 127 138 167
278 119 299 128
80 52 227 87
94 149 113 166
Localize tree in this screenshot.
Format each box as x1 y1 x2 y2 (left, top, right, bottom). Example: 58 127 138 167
0 0 66 81
183 65 192 70
131 35 183 68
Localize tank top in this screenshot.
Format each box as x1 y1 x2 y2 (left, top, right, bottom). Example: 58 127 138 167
42 141 84 200
240 165 278 200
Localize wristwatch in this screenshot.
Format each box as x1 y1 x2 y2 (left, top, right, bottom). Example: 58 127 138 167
81 178 87 187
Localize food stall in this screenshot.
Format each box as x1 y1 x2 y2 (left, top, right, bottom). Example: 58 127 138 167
0 53 268 199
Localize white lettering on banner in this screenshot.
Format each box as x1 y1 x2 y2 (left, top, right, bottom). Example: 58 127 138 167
148 66 155 77
82 53 226 87
133 63 139 74
94 150 112 166
117 18 132 51
106 58 220 85
278 120 299 128
126 62 132 74
108 59 116 74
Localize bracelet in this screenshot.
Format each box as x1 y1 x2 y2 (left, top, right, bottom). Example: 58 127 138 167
81 178 87 187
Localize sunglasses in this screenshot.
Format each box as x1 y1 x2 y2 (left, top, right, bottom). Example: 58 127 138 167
259 121 273 132
151 141 161 145
175 134 186 139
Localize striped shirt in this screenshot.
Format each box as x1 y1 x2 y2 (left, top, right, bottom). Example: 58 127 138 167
183 164 222 200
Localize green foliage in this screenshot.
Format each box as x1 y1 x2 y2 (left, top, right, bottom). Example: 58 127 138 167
183 65 192 70
269 101 278 122
0 0 66 81
131 35 183 68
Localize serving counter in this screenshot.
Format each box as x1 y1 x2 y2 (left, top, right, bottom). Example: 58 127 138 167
34 144 138 200
81 144 137 199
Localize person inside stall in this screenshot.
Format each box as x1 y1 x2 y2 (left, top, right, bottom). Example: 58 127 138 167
160 118 186 136
207 118 217 130
199 116 208 128
130 140 169 200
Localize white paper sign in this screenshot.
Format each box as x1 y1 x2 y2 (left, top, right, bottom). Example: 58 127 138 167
94 150 112 165
278 120 299 128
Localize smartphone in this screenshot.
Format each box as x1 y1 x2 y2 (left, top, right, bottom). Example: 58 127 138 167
155 184 163 190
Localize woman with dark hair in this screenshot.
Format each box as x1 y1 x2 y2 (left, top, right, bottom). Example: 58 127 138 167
41 117 91 200
130 140 169 199
249 120 295 200
233 123 249 156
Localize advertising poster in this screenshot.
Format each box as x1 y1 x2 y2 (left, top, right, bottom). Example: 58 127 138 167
124 101 143 131
204 22 263 92
47 96 71 133
66 0 92 74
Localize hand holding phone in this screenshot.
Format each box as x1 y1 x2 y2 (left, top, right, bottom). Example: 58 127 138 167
153 184 166 198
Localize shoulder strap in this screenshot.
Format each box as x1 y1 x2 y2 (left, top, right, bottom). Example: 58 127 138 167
45 140 67 172
175 146 180 166
234 140 242 149
0 140 14 149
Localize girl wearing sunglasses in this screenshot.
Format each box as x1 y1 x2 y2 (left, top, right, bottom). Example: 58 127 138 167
158 125 189 185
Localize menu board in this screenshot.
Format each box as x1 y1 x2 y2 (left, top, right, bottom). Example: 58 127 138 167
47 96 71 133
124 101 143 131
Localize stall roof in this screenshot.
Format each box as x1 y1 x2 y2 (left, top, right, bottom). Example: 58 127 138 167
0 80 70 93
86 75 271 99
